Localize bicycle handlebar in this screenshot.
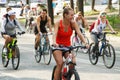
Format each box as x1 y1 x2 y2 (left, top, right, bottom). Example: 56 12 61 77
17 31 25 35
51 45 86 52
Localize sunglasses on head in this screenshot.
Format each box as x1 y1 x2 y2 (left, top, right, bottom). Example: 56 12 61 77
101 13 106 16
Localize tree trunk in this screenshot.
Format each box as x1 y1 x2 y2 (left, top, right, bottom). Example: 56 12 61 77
77 0 84 16
70 0 74 10
91 0 95 10
107 0 112 9
47 0 54 25
91 0 98 11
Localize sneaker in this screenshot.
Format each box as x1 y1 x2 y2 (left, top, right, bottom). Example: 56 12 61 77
3 48 8 61
3 48 7 53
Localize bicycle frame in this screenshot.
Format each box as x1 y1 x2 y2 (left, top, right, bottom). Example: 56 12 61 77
7 38 17 59
39 33 48 53
51 45 85 80
98 32 109 55
88 32 116 68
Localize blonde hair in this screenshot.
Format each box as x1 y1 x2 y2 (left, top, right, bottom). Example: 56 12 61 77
99 10 106 18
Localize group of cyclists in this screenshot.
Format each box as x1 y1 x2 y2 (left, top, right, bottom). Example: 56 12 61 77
0 5 116 80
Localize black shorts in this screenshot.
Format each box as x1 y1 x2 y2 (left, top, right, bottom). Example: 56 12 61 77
1 32 16 38
34 26 47 35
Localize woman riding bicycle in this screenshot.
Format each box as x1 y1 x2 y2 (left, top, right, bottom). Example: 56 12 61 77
74 11 89 34
1 10 25 57
90 11 116 53
52 7 89 80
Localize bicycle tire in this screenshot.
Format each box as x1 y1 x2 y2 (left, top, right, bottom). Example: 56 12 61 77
67 69 80 80
43 44 52 65
12 46 20 70
35 45 42 63
1 46 9 67
88 43 99 65
51 65 62 80
51 65 56 80
103 43 116 69
80 35 89 53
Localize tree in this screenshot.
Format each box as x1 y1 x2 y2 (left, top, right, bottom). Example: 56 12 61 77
91 0 97 11
70 0 74 10
47 0 54 25
106 0 112 9
26 0 29 4
77 0 84 16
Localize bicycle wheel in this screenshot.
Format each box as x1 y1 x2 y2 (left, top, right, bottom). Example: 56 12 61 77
81 35 89 53
35 45 42 63
88 43 99 65
51 65 56 80
103 43 116 69
1 46 9 67
67 69 80 80
43 44 52 65
12 46 20 70
72 36 79 56
51 65 62 80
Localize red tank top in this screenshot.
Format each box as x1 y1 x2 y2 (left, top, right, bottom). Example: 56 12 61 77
56 20 73 47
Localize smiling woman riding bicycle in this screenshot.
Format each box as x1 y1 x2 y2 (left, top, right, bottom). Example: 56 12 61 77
52 7 89 80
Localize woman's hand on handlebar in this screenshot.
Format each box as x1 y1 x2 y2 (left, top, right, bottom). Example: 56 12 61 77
85 43 89 49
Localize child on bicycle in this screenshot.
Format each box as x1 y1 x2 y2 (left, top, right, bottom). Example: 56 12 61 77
90 11 116 53
52 7 89 80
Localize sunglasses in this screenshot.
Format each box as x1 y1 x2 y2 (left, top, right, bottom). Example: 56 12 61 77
101 13 106 16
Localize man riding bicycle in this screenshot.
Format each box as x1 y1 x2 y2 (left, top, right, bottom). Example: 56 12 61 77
34 9 52 55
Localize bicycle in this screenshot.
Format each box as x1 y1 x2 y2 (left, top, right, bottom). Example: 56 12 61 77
35 32 52 65
51 45 86 80
88 32 116 69
26 17 36 34
1 32 25 70
72 28 89 55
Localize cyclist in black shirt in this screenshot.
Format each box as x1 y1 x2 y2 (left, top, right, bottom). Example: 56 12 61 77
34 9 52 53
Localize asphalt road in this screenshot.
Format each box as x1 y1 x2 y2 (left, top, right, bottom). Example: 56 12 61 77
0 4 120 80
0 32 120 80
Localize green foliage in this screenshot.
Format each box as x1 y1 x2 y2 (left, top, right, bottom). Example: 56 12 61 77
85 10 100 16
106 15 120 28
106 15 120 36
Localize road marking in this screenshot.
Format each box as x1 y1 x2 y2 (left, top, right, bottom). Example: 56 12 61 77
0 71 19 78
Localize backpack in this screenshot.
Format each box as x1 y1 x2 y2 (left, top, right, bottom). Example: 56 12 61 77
4 14 16 27
89 19 108 32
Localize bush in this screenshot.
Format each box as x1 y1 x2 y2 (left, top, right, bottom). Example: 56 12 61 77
106 15 120 28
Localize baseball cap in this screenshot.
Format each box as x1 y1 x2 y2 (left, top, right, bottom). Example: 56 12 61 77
7 10 16 16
